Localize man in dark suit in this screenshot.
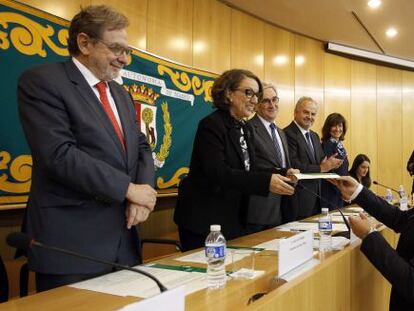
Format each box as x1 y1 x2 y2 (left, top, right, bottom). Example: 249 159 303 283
247 82 298 232
331 176 414 311
284 97 342 220
18 5 156 292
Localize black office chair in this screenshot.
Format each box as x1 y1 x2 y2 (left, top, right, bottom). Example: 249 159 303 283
19 262 29 297
15 212 30 297
141 238 182 252
0 254 9 302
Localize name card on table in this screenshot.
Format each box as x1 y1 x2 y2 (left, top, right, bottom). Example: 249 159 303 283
118 286 185 311
278 230 313 277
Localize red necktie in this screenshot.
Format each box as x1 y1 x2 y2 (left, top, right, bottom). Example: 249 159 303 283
95 81 125 150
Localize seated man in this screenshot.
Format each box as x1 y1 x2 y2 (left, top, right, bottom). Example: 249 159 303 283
331 176 414 311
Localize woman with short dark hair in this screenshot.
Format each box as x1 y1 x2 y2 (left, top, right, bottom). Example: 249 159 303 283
320 113 349 209
174 69 295 251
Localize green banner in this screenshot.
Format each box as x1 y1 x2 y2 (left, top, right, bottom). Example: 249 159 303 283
0 0 216 207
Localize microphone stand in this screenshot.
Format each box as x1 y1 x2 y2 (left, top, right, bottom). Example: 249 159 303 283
295 183 351 239
373 181 402 198
31 240 168 292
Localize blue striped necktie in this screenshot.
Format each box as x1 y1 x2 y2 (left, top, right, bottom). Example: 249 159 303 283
305 131 316 162
269 123 284 167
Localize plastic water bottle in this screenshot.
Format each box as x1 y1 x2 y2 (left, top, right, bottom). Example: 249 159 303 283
318 208 332 252
398 185 408 210
205 224 227 289
385 189 393 204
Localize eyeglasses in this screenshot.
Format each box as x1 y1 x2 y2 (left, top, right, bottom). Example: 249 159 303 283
234 88 261 101
96 39 133 57
261 96 280 105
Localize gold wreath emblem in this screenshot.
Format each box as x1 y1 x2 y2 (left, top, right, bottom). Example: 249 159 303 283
154 102 172 164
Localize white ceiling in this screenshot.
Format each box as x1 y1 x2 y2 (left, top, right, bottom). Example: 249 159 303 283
222 0 414 62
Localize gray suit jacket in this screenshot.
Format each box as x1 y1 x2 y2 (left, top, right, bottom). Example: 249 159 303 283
18 60 155 274
247 115 291 226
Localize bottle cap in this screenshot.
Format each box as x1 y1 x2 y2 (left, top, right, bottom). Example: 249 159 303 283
210 224 221 231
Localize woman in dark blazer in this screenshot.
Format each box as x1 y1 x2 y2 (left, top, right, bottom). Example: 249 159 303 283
320 113 349 210
174 69 295 251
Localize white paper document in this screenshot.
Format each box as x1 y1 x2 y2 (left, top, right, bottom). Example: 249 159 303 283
176 247 257 265
70 265 206 298
293 173 340 180
330 215 349 222
176 250 208 264
276 221 349 234
313 236 349 250
346 206 364 213
254 238 281 251
229 269 265 279
254 236 348 251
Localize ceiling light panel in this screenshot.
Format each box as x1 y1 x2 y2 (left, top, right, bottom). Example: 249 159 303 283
368 0 381 9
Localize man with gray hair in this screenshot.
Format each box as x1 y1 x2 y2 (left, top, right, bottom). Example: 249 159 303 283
284 97 342 220
247 82 299 232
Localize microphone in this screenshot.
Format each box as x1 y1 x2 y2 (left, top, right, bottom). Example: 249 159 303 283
373 181 402 198
295 184 351 239
6 232 167 292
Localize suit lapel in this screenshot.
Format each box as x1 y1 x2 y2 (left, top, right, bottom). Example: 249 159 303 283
252 115 283 167
292 123 316 164
109 82 137 170
309 131 322 163
64 61 126 162
277 127 290 167
252 116 278 159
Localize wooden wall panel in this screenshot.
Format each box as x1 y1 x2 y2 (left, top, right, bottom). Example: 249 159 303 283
264 24 295 128
377 67 402 193
402 71 414 195
294 35 324 135
147 0 193 65
350 61 378 191
230 10 264 78
193 0 231 74
324 54 351 152
140 207 179 261
19 0 89 21
90 0 148 50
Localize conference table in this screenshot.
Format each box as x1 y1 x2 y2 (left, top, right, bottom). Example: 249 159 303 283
0 210 395 311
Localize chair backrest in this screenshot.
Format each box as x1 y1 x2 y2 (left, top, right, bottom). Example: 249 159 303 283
0 254 9 302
